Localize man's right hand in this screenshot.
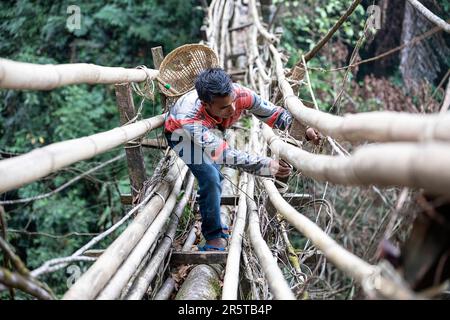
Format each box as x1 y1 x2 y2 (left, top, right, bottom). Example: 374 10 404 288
269 159 292 178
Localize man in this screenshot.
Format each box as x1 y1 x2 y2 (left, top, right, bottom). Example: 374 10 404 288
164 68 318 250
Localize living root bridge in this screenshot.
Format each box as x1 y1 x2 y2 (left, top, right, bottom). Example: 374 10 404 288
269 44 450 144
263 124 450 197
0 58 159 90
63 157 186 300
0 114 165 194
1 0 448 301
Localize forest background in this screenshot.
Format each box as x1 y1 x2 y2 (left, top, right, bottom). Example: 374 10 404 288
0 0 448 298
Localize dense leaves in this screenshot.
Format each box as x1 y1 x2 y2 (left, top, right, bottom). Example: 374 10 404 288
0 0 202 298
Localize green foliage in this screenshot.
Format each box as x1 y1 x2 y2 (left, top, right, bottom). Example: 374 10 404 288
0 0 202 298
440 0 450 13
274 1 380 113
51 85 113 140
277 0 366 66
177 202 195 237
241 116 252 129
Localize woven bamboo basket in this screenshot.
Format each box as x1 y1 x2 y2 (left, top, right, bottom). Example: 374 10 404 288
157 44 220 98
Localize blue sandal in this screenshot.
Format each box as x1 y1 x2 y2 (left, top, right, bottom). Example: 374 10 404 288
219 231 230 239
221 225 231 238
197 229 229 251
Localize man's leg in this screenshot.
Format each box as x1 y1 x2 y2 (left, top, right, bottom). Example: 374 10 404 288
165 131 226 248
186 162 224 242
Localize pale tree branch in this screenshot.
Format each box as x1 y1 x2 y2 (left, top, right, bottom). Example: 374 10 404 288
0 268 53 300
407 0 450 33
0 154 125 205
0 236 29 276
299 0 362 65
441 78 450 114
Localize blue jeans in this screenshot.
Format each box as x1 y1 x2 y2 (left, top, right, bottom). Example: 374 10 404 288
165 132 224 240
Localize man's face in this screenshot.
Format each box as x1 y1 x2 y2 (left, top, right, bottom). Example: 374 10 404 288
204 93 236 119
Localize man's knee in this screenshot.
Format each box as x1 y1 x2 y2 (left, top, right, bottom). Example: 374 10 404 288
197 165 222 190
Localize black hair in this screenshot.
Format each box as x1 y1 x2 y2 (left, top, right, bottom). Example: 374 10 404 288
195 67 233 103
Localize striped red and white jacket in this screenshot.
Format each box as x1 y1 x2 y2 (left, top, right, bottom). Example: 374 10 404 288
164 83 292 175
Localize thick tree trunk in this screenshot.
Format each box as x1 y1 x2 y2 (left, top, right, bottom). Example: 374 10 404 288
400 0 450 93
366 0 406 76
175 265 221 300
